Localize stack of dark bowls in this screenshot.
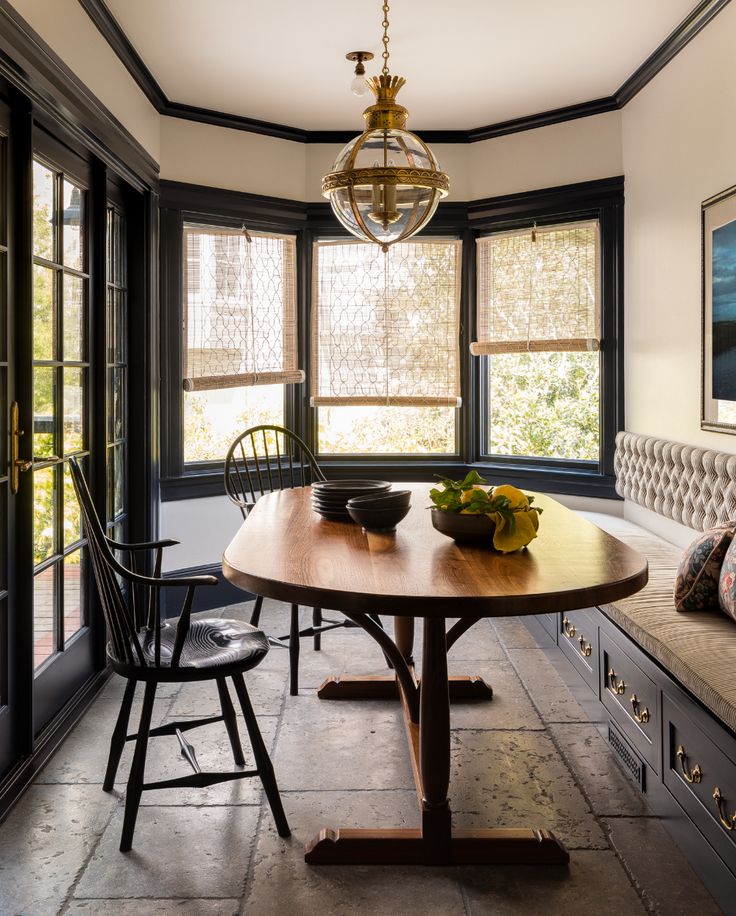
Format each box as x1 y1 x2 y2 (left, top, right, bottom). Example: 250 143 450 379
311 479 391 520
346 489 412 531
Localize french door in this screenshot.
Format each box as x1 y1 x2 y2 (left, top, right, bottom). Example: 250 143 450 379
0 93 139 788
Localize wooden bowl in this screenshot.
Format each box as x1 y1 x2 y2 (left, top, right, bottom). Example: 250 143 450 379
430 508 495 545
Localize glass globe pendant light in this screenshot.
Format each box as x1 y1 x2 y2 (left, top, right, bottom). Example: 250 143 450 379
323 0 450 252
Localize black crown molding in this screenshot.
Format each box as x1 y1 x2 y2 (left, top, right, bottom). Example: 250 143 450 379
80 0 730 146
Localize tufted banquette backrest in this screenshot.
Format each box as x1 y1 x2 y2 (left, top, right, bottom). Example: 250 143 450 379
615 431 736 532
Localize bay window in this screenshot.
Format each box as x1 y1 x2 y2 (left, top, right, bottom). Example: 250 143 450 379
161 177 622 499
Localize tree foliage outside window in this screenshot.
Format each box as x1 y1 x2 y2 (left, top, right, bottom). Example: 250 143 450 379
184 384 284 463
487 351 600 461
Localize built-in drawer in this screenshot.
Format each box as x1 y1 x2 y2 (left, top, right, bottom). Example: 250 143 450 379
538 612 557 642
663 694 736 873
558 609 598 691
600 630 659 772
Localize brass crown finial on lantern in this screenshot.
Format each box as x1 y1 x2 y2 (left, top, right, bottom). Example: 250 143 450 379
322 0 449 252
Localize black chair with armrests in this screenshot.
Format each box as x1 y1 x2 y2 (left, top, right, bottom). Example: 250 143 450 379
68 456 289 852
224 424 384 695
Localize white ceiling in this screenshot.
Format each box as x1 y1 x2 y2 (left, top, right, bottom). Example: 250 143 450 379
105 0 698 131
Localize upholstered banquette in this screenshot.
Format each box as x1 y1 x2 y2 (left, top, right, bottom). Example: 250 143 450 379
532 432 736 909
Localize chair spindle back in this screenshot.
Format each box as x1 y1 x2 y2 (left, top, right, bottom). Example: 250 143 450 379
224 425 325 518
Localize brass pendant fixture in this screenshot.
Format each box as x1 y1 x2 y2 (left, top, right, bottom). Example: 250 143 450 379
322 0 450 252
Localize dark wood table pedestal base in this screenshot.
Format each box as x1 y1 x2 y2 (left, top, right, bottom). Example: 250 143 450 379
317 674 494 704
308 614 569 867
305 827 568 865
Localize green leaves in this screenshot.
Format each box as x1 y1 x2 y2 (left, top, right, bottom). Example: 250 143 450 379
428 474 541 534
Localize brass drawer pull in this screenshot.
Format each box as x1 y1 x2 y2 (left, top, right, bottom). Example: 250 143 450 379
608 668 626 695
630 694 650 724
676 745 702 784
578 635 592 657
713 787 736 831
562 617 576 638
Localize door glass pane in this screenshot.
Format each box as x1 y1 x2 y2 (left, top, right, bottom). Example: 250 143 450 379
63 462 82 548
62 179 83 270
0 253 6 360
33 265 55 361
33 162 54 261
34 466 56 565
63 273 84 360
63 367 84 454
112 368 124 440
33 367 56 458
113 443 124 518
63 551 84 645
33 566 56 670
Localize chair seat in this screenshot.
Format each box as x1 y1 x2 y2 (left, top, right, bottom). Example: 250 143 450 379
113 618 270 680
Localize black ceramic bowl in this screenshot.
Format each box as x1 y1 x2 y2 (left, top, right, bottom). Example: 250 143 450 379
346 489 412 510
430 508 495 545
347 504 411 531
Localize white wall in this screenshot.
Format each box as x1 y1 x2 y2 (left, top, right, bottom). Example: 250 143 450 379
9 0 160 161
160 117 307 200
160 496 241 573
469 111 623 199
622 1 736 452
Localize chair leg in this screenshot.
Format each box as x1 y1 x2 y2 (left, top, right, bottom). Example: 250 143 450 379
103 678 137 792
312 607 322 651
289 604 300 696
216 677 245 766
231 673 290 838
250 594 264 628
120 680 157 852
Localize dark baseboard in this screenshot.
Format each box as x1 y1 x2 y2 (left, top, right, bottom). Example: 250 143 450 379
0 667 111 824
162 564 254 617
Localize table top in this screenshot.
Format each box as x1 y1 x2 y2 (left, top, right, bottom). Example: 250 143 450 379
222 484 648 618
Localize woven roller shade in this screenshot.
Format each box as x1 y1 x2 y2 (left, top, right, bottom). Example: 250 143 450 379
183 225 304 391
311 239 462 408
472 220 600 356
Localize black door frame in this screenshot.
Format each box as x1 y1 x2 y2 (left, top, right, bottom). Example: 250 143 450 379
0 9 159 815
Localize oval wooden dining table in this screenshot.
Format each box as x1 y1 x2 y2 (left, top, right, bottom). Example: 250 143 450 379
222 484 648 867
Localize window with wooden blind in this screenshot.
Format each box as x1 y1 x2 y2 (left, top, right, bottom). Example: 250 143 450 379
183 224 303 391
312 238 461 455
182 223 301 463
475 220 602 462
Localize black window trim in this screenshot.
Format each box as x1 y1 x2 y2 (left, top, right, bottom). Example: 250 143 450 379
160 177 624 502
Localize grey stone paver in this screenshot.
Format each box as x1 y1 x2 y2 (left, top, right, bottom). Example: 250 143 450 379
602 816 722 916
273 692 414 791
74 805 260 900
0 603 723 914
66 901 241 915
460 850 648 915
449 728 607 850
0 784 118 916
243 790 467 916
549 722 649 816
505 647 589 722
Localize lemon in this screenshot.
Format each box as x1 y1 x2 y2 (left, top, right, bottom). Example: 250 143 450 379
491 484 529 509
460 484 489 505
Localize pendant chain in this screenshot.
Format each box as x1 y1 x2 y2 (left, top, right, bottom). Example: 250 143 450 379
381 0 390 76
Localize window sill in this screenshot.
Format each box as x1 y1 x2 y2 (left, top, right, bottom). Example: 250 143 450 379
161 460 619 502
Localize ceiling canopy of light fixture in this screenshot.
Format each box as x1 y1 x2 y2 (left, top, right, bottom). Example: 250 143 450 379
322 0 450 252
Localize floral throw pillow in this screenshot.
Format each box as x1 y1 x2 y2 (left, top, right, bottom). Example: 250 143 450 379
675 525 735 612
719 534 736 621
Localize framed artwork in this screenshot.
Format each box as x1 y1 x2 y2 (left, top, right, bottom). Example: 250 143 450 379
702 183 736 432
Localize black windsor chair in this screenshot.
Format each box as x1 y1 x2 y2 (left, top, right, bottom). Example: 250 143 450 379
224 425 384 695
68 457 289 852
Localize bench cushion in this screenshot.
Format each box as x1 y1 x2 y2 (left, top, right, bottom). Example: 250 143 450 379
580 512 736 735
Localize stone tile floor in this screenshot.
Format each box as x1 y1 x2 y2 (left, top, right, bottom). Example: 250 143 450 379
0 601 723 915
